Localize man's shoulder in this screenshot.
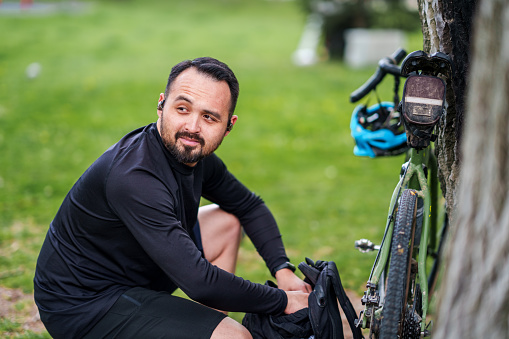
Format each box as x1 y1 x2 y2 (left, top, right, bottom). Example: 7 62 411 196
103 124 176 186
104 125 179 202
107 124 161 167
109 124 155 156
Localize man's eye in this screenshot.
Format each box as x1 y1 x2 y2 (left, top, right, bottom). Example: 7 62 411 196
177 106 188 113
203 114 217 122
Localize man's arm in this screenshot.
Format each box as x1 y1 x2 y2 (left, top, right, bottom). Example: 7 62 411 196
201 155 290 274
201 155 310 292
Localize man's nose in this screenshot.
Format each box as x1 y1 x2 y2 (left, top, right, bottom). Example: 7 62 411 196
185 114 201 133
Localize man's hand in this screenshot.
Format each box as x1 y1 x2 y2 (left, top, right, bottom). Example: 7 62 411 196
276 268 312 314
275 268 312 292
284 291 309 314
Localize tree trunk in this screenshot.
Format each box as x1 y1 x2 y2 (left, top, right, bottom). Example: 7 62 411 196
417 0 476 223
429 0 509 337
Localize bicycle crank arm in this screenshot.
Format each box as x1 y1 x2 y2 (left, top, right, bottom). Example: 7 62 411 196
355 239 380 252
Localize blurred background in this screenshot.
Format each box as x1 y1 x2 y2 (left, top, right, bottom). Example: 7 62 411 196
0 0 422 335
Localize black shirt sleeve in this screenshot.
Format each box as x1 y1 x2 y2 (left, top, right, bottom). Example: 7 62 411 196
201 154 290 272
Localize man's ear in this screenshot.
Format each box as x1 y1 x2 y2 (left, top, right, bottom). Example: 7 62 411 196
157 93 165 109
225 115 238 136
157 93 165 117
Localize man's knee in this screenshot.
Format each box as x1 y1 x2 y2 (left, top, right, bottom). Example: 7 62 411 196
211 317 252 339
199 204 242 240
223 211 242 239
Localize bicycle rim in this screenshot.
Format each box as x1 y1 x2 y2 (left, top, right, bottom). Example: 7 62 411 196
380 189 419 339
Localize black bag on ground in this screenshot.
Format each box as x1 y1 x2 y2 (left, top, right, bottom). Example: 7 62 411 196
242 258 363 339
242 280 313 339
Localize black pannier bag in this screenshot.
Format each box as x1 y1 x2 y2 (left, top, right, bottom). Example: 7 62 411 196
242 258 363 339
400 74 446 149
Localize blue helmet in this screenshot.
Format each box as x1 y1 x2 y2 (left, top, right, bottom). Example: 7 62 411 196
350 102 408 158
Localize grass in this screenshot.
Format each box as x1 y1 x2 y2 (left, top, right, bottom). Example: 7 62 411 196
0 0 423 335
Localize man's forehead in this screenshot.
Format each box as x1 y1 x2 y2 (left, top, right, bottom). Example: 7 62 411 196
169 68 229 99
171 68 224 90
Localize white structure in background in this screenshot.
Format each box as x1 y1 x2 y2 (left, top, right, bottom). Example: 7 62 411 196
292 13 324 66
292 0 411 67
344 29 406 68
26 62 42 79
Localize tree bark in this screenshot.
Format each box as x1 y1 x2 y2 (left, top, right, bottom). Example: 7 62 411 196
417 0 476 223
432 0 509 337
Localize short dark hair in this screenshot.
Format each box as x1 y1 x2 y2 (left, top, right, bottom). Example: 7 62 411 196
164 57 239 119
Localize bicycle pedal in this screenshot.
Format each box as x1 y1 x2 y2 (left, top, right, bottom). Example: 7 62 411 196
355 239 380 252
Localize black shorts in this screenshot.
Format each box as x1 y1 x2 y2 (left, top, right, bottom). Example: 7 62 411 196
83 287 226 339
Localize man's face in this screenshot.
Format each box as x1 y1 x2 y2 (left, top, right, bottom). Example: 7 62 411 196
157 68 237 166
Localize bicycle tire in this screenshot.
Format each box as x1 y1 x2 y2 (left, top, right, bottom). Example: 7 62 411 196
380 189 419 339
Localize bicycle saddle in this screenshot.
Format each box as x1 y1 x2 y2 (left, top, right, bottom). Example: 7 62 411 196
400 50 453 78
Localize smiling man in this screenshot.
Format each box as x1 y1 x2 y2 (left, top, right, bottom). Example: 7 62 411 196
34 57 310 339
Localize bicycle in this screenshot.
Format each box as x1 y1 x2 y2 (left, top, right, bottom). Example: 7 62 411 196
349 49 453 338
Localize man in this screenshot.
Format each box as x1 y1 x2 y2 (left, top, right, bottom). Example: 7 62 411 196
34 57 310 339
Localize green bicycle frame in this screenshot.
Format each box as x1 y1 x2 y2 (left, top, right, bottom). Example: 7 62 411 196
363 146 439 332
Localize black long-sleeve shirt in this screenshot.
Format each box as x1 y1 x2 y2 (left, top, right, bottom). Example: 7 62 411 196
34 123 289 338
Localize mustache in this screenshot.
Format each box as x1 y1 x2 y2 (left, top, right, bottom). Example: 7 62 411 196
175 131 205 146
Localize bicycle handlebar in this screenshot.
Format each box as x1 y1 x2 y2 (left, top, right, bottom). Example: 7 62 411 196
349 48 407 103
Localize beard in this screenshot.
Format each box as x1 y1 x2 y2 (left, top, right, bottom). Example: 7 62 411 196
166 130 207 164
160 115 224 165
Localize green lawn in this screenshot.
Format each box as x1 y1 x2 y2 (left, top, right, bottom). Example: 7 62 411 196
0 0 422 335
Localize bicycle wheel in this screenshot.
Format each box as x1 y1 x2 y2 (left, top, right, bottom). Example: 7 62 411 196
380 189 420 339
